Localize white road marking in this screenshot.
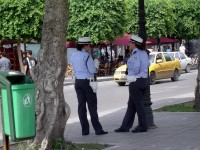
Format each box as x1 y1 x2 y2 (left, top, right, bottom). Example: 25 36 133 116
151 91 166 94
67 107 126 124
67 92 195 124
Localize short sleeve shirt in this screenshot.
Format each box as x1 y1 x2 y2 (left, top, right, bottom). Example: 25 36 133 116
0 57 11 71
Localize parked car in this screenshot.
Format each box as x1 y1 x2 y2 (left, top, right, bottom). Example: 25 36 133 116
113 52 181 86
168 52 191 73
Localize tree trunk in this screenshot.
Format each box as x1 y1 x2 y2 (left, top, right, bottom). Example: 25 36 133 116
28 0 70 149
194 50 200 110
17 41 24 72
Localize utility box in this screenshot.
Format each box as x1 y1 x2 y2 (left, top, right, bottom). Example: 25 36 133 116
0 71 36 141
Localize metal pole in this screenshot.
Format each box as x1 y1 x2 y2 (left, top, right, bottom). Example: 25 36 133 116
3 134 10 150
138 0 156 128
1 95 10 150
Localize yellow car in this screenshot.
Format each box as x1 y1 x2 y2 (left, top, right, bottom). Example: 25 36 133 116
114 52 181 86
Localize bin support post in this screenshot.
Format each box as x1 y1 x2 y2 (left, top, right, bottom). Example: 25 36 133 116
3 134 9 150
1 95 10 150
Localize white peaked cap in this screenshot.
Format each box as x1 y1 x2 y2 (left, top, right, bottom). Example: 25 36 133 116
130 35 143 45
78 37 91 44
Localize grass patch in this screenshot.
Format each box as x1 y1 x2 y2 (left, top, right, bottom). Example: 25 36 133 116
66 143 110 150
10 142 110 150
52 137 110 150
155 101 200 112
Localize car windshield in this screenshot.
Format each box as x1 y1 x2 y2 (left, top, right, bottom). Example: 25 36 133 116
149 54 155 63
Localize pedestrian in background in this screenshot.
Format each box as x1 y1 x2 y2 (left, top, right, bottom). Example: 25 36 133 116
23 50 37 79
179 44 186 54
166 46 171 52
0 51 11 71
115 35 150 133
70 37 108 136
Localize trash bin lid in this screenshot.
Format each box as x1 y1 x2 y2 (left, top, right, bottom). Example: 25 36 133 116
11 84 35 90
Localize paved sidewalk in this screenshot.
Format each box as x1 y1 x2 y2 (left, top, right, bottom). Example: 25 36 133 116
63 71 199 150
64 93 200 150
65 112 200 150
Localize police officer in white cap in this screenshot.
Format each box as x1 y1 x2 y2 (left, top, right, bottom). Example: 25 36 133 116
70 37 108 136
115 35 150 133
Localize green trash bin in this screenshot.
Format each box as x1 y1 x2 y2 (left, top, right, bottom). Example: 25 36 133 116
0 71 36 141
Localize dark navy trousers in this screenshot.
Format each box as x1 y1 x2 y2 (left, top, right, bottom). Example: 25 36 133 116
75 79 103 134
121 78 148 130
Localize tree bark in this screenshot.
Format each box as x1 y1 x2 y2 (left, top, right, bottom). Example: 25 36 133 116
28 0 70 149
17 41 24 72
194 50 200 110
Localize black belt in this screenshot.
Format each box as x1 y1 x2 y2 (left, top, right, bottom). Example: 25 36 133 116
75 78 94 81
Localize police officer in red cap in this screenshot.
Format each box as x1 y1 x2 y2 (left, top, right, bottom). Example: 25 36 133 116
115 35 150 133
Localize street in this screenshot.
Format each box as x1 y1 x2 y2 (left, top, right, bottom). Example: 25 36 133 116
64 70 197 123
0 70 197 147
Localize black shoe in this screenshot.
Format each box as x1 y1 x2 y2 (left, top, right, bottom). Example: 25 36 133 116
131 128 147 133
96 131 108 135
134 126 141 130
114 128 129 132
82 132 89 136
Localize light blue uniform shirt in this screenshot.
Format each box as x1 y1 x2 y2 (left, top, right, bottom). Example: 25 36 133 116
127 48 150 78
70 49 96 79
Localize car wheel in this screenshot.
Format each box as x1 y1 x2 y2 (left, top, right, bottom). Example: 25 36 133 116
171 69 179 81
149 72 156 85
118 82 126 86
185 64 190 73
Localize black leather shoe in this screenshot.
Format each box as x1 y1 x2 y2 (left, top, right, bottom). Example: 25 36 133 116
114 128 129 132
96 131 108 135
82 132 89 136
131 128 147 133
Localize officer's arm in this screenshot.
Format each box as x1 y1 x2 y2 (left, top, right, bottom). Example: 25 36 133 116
87 56 96 74
139 52 149 76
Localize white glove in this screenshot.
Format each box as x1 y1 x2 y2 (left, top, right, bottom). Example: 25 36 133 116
94 59 100 70
89 81 98 93
127 76 136 83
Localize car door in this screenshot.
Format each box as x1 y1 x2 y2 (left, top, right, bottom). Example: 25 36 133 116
173 52 182 69
163 53 175 77
153 53 166 79
179 52 187 70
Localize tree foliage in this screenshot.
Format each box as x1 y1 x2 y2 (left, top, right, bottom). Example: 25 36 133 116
67 0 127 43
0 0 44 41
172 0 200 39
125 0 138 34
145 0 175 39
126 0 175 39
0 0 199 43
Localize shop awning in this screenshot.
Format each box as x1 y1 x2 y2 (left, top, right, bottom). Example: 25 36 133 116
112 34 179 46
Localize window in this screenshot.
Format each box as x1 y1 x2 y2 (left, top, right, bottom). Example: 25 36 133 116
149 54 155 63
179 52 186 60
169 53 176 60
175 53 180 60
164 53 172 61
156 53 163 60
